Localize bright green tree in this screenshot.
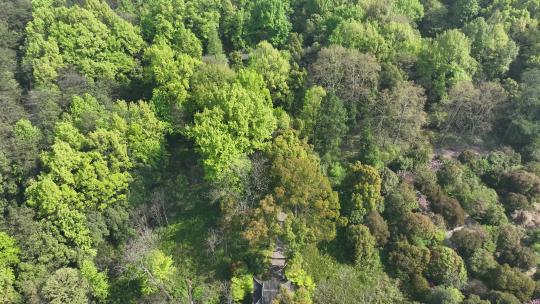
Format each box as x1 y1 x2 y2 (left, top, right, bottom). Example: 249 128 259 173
417 29 477 99
24 0 144 85
80 260 109 302
391 0 424 21
248 41 291 106
144 40 200 124
463 18 519 78
139 250 176 296
231 274 253 302
26 94 167 252
329 20 389 59
299 86 327 139
0 232 20 303
187 69 277 181
247 0 292 47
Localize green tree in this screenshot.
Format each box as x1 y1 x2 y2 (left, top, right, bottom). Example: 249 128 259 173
417 29 477 99
24 0 144 85
488 264 535 302
144 40 200 124
380 21 423 62
299 86 327 139
401 212 440 245
463 18 518 79
486 291 521 304
139 0 203 58
427 246 468 288
41 268 89 304
450 227 492 258
231 274 253 302
505 69 540 160
419 0 449 36
0 232 20 303
25 94 166 252
187 69 277 181
346 224 380 272
248 41 291 106
267 130 341 245
247 0 292 46
313 92 348 161
388 241 431 279
391 0 424 21
313 265 405 304
138 250 177 296
448 0 479 25
329 20 389 59
341 162 382 224
425 286 465 304
384 182 419 220
80 260 108 302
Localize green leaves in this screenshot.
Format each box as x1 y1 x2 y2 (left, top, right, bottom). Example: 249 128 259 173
187 69 276 181
80 260 109 302
248 41 291 106
427 246 468 288
41 268 89 304
417 29 477 99
463 18 518 78
247 0 292 47
231 274 253 302
268 130 340 244
24 0 144 85
342 162 382 224
329 20 388 59
144 40 200 124
25 94 166 252
0 232 19 268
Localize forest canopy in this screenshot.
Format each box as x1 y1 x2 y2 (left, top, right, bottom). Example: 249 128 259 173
2 0 540 303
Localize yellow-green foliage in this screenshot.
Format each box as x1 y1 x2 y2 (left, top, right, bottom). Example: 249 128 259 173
80 259 109 302
24 0 144 85
231 274 253 302
285 254 315 293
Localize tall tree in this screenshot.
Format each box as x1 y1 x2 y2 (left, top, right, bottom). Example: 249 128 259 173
267 130 341 245
144 41 200 125
370 81 426 147
341 162 382 224
24 0 144 85
504 69 540 160
187 69 277 181
435 81 507 138
313 92 348 161
0 232 20 303
248 41 291 106
463 18 519 79
417 29 477 99
310 45 381 120
247 0 292 47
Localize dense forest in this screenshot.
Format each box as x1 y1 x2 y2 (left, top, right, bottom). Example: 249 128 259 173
1 0 540 303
